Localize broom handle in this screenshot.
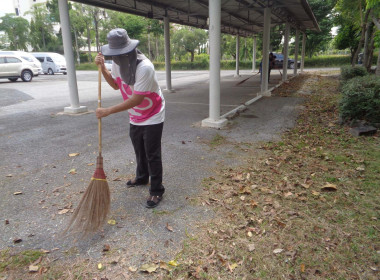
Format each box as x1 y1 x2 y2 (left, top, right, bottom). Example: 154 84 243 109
98 66 102 156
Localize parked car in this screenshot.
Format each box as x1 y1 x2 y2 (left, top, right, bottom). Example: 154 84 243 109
272 53 300 69
0 51 43 75
0 54 40 82
31 52 67 75
105 60 112 72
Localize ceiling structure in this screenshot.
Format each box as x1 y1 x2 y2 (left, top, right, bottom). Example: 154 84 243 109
70 0 320 37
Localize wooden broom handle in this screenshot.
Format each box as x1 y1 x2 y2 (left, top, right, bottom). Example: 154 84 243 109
98 66 102 155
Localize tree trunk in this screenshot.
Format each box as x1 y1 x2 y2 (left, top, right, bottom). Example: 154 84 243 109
155 36 159 60
74 28 80 64
148 33 151 59
87 25 92 62
244 38 247 61
352 9 371 67
41 28 46 50
376 47 380 76
363 21 373 68
366 30 376 72
94 11 100 53
190 51 194 62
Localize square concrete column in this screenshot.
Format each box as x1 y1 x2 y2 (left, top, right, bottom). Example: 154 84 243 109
260 6 271 96
58 0 87 114
234 34 240 77
301 32 306 72
202 0 227 128
252 35 257 72
293 29 300 75
163 16 175 93
282 23 290 81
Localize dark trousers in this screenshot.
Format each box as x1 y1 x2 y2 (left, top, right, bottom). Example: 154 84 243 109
129 122 165 196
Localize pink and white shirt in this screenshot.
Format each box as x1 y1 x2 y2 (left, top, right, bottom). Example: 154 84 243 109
112 59 165 125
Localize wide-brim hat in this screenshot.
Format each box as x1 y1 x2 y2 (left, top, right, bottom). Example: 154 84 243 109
101 28 139 56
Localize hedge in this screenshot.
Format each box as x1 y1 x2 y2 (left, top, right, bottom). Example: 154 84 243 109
340 65 368 82
75 55 377 71
339 75 380 124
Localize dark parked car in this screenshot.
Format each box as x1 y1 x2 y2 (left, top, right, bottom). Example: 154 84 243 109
272 53 300 69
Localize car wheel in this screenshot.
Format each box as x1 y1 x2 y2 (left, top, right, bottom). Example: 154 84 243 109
289 62 294 69
48 68 54 75
8 78 18 82
21 70 33 82
63 72 67 75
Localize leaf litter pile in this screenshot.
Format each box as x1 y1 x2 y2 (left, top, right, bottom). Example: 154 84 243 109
169 73 380 279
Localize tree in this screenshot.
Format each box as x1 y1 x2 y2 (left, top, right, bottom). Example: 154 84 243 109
0 14 30 50
100 10 146 42
335 0 379 71
305 0 337 57
172 26 207 62
146 19 164 60
26 3 56 51
334 19 360 62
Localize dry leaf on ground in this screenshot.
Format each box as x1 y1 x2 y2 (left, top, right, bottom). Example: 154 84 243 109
140 263 158 273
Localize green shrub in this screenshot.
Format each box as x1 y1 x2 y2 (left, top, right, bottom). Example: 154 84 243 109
76 63 97 71
339 75 380 124
305 55 351 67
340 66 368 81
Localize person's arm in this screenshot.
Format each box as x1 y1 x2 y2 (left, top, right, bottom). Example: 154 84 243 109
95 93 145 119
95 52 119 90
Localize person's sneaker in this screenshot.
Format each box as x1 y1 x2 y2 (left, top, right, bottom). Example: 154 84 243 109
146 195 163 208
126 178 149 187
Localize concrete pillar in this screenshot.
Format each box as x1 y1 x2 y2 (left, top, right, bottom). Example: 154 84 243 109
252 35 257 72
282 23 290 81
293 29 299 75
235 34 240 77
260 6 271 95
58 0 87 114
301 32 306 72
163 17 175 93
201 0 227 128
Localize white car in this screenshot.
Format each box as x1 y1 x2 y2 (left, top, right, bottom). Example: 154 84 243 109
0 54 40 82
105 60 112 72
0 51 43 75
32 52 67 75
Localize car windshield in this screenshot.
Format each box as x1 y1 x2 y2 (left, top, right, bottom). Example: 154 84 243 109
21 56 34 62
51 54 66 63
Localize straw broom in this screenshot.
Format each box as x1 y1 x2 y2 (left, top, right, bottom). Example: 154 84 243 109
65 66 110 235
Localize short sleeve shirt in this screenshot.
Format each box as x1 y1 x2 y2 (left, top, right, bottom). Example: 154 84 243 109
112 59 165 125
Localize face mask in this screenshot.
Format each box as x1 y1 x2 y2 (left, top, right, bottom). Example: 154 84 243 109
112 49 138 85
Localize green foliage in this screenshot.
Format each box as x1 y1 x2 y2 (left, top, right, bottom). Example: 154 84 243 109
305 0 337 57
0 14 30 50
305 55 351 67
26 3 57 51
339 75 380 123
340 65 368 81
334 20 360 60
172 26 207 62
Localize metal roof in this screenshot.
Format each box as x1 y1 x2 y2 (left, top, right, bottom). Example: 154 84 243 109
70 0 320 36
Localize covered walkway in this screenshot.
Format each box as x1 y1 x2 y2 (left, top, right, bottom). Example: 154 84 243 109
57 0 319 127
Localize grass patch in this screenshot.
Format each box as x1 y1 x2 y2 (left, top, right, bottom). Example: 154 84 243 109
0 249 44 272
168 73 380 279
209 133 227 148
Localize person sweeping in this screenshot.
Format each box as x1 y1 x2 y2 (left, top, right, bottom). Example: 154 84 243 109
95 28 166 208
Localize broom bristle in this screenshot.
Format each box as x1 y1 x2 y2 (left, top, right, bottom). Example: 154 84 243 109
65 156 110 235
